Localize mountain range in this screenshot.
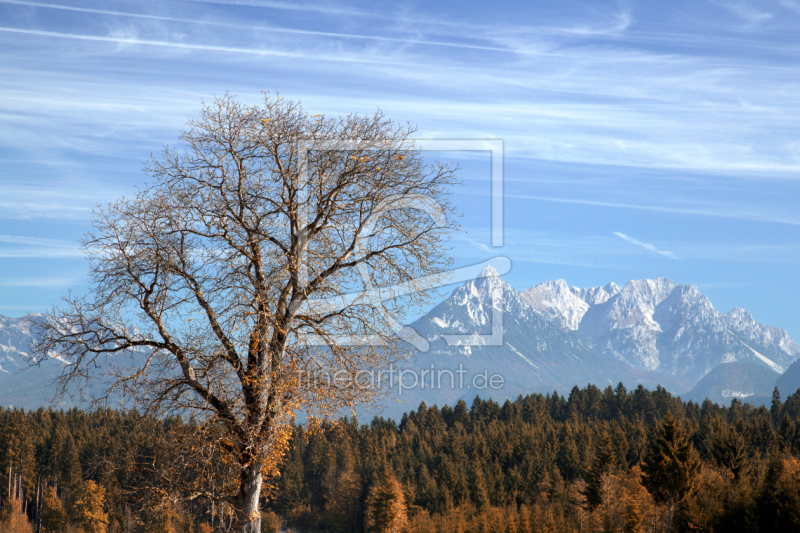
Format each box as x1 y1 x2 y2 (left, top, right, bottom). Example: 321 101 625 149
0 314 69 408
391 267 800 415
2 268 800 413
518 275 797 379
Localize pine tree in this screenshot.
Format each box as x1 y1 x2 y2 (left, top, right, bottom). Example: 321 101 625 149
365 470 408 533
755 456 800 532
641 412 700 532
415 465 438 510
585 429 616 507
61 435 82 492
41 486 68 533
556 424 583 481
601 386 616 420
505 506 520 533
327 469 362 533
711 427 749 481
518 504 532 533
67 480 109 533
452 400 471 428
771 386 782 426
469 463 490 509
614 382 629 419
567 479 588 532
623 500 643 533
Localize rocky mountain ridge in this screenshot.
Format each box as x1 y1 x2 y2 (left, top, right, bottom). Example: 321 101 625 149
0 314 40 373
520 276 798 380
1 269 798 411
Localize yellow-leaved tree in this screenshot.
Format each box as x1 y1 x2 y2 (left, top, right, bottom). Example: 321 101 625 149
0 508 33 533
67 480 109 533
41 486 69 533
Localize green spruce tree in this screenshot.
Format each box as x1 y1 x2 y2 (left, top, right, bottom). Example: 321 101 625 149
585 429 616 507
641 412 700 532
365 469 408 533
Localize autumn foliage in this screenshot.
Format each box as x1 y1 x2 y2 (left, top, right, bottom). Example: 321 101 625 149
3 383 800 532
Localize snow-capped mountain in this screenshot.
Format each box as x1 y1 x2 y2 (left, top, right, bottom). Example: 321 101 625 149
520 280 589 330
379 270 800 416
0 314 39 374
525 277 799 380
392 268 688 414
0 314 70 408
3 270 799 413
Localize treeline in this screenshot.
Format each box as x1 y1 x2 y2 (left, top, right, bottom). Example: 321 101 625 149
2 384 800 532
0 408 215 533
271 384 800 532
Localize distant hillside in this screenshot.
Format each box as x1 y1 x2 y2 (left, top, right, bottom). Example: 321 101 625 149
777 358 800 398
685 362 778 406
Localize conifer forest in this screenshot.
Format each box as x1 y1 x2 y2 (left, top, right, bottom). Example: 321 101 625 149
2 384 800 532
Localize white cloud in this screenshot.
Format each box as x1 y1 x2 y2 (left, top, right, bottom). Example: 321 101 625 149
0 275 84 287
0 234 75 247
507 195 800 227
614 232 679 260
708 0 774 24
0 235 82 257
0 27 390 63
0 1 511 53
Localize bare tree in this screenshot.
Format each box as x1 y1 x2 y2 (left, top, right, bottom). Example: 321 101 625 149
33 94 458 532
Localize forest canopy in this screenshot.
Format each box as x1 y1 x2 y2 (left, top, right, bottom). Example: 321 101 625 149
3 383 800 532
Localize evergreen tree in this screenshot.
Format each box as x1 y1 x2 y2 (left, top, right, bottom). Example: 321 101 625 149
641 412 700 532
327 469 362 533
601 386 616 420
364 470 408 533
623 501 643 533
585 429 616 507
68 480 109 533
755 455 800 532
614 382 629 419
469 463 490 509
41 486 69 533
5 384 800 533
710 426 750 481
452 400 471 428
771 386 782 426
61 434 83 491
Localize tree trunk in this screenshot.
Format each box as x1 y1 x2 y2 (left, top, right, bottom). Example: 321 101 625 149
235 465 263 533
667 493 673 532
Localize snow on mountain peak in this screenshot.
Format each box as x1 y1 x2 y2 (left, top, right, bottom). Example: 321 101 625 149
619 277 677 305
520 280 588 330
479 265 499 278
571 282 621 306
725 307 754 324
450 265 518 320
514 277 799 376
0 314 40 373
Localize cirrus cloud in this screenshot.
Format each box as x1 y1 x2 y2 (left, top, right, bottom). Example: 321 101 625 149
614 231 679 260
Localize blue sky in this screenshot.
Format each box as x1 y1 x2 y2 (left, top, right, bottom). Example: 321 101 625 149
2 0 800 338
